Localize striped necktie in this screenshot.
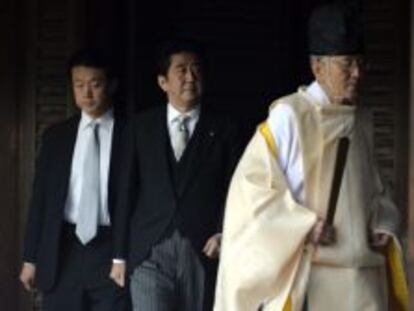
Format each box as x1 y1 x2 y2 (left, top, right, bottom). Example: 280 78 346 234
173 115 190 161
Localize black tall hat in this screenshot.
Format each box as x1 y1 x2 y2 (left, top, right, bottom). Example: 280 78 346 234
308 2 364 55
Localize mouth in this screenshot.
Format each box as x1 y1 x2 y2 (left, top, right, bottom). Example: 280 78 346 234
347 82 359 91
183 88 198 93
82 101 97 108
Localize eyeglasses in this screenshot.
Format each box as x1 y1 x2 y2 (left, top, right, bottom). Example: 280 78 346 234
327 56 368 71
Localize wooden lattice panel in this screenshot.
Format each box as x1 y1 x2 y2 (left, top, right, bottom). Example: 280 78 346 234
34 0 74 147
362 1 401 191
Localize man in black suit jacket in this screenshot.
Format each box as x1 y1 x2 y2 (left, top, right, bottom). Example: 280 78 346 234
110 40 243 311
19 49 130 311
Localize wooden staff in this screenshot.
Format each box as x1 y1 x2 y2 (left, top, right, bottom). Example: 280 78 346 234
326 137 350 225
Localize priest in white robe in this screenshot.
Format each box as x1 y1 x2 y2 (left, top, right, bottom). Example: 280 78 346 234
213 3 408 311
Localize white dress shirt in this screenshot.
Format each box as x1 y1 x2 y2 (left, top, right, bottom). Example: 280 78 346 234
268 81 330 205
64 109 114 226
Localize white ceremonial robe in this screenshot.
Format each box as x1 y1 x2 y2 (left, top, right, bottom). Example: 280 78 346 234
214 82 408 311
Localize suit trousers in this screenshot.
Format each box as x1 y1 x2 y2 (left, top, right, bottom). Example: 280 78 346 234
43 223 130 311
129 229 206 311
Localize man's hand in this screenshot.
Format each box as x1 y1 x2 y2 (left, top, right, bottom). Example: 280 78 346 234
110 262 126 288
370 231 391 251
203 233 222 259
19 262 36 291
309 219 336 246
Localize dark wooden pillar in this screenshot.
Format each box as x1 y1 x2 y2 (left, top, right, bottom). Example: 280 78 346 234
0 0 21 309
408 0 414 307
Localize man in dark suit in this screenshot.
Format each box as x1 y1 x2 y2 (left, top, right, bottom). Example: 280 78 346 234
110 40 243 311
19 49 130 311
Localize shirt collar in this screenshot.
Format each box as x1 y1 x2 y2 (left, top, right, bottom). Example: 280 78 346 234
303 81 356 116
167 103 200 124
306 81 331 106
80 108 114 131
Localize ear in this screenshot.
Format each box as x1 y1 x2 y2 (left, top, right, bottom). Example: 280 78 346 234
310 57 321 77
157 75 168 92
310 57 327 83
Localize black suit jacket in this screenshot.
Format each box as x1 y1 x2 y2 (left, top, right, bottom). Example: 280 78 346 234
22 112 125 291
113 105 243 271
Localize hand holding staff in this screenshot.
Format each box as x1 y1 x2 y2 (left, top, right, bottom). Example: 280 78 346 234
310 137 350 246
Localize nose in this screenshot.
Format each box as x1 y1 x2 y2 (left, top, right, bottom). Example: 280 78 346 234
351 58 365 80
350 67 359 79
185 69 195 82
350 61 363 80
83 85 93 97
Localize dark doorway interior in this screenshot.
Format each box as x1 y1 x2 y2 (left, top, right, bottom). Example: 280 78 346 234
87 0 330 132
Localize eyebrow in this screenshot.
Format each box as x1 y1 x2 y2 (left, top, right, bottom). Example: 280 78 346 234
73 77 104 82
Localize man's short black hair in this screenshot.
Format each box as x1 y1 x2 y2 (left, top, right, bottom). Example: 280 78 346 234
156 39 206 77
67 48 115 80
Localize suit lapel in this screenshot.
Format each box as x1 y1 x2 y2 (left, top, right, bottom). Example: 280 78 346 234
155 107 176 199
108 111 125 215
57 116 80 208
177 111 216 197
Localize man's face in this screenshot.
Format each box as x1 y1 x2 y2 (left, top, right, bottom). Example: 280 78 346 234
71 66 112 118
312 55 364 105
158 52 203 112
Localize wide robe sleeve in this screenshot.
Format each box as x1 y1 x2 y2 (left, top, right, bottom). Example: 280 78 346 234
214 123 317 311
